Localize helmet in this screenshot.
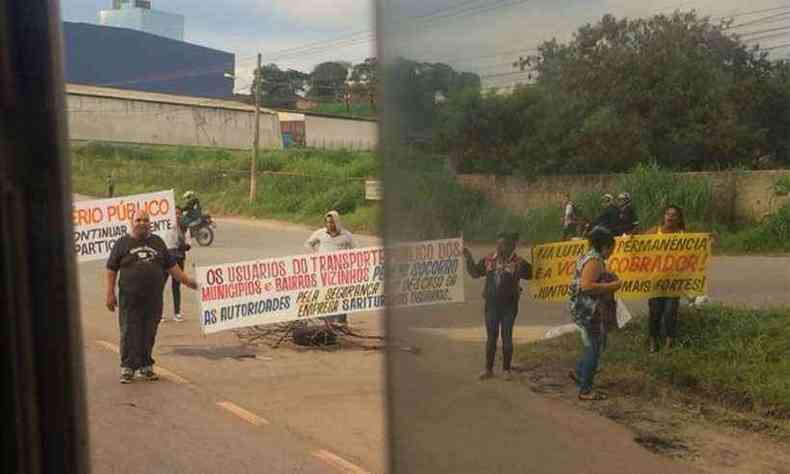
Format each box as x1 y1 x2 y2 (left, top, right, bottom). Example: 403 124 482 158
183 190 196 200
618 192 631 204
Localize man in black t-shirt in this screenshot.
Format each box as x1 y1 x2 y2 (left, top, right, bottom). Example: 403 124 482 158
106 209 198 384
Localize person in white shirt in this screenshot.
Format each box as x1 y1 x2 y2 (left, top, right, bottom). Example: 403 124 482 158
305 210 355 324
562 194 578 240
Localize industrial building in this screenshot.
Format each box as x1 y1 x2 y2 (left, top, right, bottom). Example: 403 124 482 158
62 21 234 98
99 0 184 41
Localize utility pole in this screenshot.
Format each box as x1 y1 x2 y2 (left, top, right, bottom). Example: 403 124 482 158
250 53 261 203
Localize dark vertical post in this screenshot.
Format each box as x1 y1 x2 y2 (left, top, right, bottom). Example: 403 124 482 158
0 1 90 473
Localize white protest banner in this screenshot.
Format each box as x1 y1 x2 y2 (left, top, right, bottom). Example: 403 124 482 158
73 190 178 262
196 238 465 334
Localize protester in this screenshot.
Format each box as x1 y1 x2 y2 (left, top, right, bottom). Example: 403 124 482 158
162 209 191 323
568 226 622 400
305 210 355 325
644 204 685 352
106 209 198 384
613 192 639 235
106 174 115 198
562 193 578 240
463 232 533 381
590 194 620 234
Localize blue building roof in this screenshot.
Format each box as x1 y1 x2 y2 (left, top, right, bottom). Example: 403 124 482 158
62 22 235 99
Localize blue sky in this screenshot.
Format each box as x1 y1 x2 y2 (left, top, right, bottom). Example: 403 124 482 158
61 0 790 91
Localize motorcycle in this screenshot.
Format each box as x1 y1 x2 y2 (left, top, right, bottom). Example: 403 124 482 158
186 213 216 247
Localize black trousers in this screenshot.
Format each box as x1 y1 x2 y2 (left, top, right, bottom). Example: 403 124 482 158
118 293 161 370
164 258 185 314
648 297 680 339
484 302 518 371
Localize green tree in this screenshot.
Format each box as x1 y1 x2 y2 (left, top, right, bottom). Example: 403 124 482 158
350 57 379 110
512 11 780 171
384 57 482 139
252 63 310 107
309 61 350 100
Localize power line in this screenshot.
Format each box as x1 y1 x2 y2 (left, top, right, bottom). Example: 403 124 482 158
256 1 513 63
725 11 790 30
263 0 537 63
418 0 531 26
763 41 790 51
744 31 790 43
738 24 790 37
712 5 790 22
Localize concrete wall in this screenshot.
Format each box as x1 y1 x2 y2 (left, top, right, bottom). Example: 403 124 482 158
457 170 790 223
304 115 378 151
66 84 282 150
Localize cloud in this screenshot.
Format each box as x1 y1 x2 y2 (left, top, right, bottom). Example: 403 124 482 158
269 0 374 30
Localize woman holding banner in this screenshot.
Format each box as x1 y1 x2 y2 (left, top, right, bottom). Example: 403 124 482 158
463 232 532 381
162 210 191 323
644 204 686 352
568 226 622 401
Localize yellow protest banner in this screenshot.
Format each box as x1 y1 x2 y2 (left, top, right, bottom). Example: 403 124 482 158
529 233 712 302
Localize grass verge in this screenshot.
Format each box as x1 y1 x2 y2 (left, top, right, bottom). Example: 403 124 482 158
310 102 376 119
518 305 790 439
70 142 380 234
70 143 789 253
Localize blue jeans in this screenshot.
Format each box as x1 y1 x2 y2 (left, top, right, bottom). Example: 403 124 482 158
575 317 606 393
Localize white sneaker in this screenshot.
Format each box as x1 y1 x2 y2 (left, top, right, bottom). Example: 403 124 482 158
159 315 166 323
120 368 134 384
139 366 159 381
173 314 184 322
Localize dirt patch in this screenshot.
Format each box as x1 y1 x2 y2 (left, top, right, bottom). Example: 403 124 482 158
520 360 790 474
634 434 690 457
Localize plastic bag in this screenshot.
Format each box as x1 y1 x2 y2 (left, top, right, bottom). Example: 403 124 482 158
616 298 632 328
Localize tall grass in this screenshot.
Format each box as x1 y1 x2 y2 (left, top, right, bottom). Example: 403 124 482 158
519 305 790 419
71 143 789 252
70 142 380 233
386 159 721 244
719 204 790 253
571 162 718 232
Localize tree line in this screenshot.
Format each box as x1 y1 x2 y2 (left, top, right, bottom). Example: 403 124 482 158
432 11 790 175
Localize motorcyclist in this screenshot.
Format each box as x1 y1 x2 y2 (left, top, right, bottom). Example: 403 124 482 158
614 192 639 235
180 191 203 229
589 194 620 235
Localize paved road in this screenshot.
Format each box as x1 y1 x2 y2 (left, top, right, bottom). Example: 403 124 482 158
78 211 383 474
76 200 789 473
386 244 789 474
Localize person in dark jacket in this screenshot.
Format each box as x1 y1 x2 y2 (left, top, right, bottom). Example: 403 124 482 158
463 232 532 381
591 194 620 234
162 210 191 323
613 192 639 235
